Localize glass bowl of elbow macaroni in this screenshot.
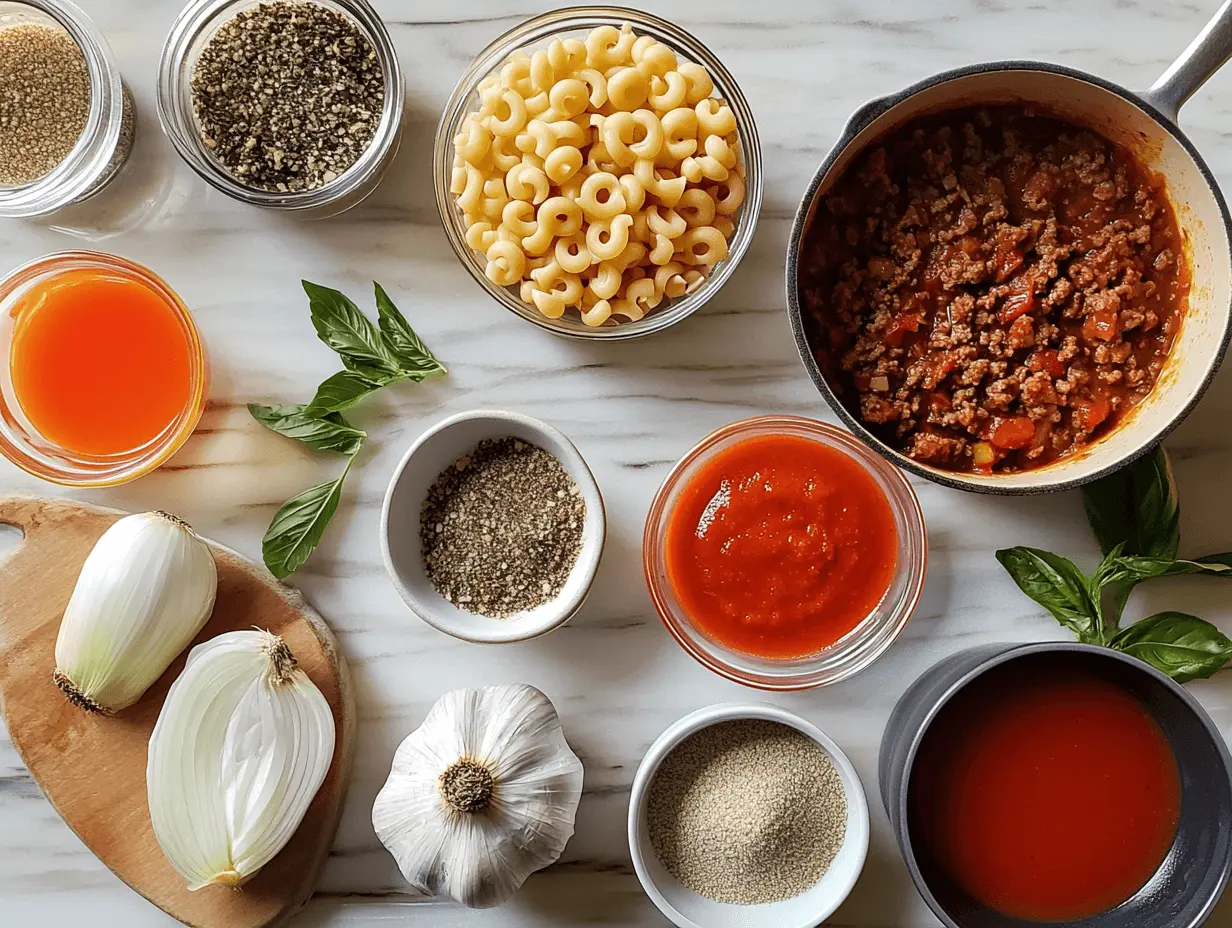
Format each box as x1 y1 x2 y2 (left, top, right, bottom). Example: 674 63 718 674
434 6 763 339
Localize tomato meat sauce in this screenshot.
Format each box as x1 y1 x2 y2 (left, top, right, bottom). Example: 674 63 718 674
799 106 1189 474
663 433 898 659
909 659 1181 922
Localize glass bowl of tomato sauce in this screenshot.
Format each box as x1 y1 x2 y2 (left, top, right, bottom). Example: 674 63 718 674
0 251 207 486
643 415 927 690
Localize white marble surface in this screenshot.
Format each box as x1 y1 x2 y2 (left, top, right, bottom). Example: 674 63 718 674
5 1 1232 926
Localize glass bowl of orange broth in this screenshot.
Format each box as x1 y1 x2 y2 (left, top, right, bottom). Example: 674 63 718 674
643 416 927 690
0 251 207 486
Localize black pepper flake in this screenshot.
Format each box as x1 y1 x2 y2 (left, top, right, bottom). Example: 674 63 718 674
190 1 384 193
420 438 587 618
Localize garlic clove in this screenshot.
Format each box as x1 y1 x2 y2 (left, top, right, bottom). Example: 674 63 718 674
372 684 583 908
54 511 217 714
146 629 335 890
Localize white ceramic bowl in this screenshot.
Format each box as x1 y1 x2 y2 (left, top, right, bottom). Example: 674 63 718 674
628 703 870 928
380 409 606 643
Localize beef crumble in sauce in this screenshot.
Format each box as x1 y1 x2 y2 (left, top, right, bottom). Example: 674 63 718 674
799 106 1189 474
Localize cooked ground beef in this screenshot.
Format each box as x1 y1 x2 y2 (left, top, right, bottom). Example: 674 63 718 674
799 106 1189 473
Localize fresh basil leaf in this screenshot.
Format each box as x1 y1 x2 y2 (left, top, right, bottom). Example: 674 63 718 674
261 459 353 579
1107 554 1232 585
374 283 447 378
1092 541 1128 586
1082 446 1179 559
996 546 1101 642
304 370 389 416
1091 542 1131 629
249 403 366 455
303 280 401 376
340 354 405 383
1111 611 1232 683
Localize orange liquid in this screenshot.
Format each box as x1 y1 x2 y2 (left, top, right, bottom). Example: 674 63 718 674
10 268 195 457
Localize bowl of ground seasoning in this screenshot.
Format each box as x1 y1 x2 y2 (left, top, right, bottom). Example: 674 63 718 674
0 0 137 218
629 703 870 928
381 409 606 643
157 0 403 216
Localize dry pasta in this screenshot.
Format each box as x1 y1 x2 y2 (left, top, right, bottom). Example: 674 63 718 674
451 21 744 327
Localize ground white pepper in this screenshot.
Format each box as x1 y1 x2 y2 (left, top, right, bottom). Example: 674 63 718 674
191 1 384 193
647 719 848 904
420 438 586 618
0 24 91 186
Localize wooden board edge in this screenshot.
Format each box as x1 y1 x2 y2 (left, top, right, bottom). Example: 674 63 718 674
0 496 355 928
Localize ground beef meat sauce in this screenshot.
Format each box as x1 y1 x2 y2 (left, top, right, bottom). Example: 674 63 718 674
799 106 1189 474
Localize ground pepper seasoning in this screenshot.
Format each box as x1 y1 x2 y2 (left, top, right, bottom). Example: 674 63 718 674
420 438 586 618
191 1 384 193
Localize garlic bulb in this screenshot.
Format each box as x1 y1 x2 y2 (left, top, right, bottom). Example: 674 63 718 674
372 683 584 908
54 510 217 714
146 629 335 890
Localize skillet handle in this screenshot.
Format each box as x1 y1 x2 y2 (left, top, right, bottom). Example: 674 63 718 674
1142 0 1232 123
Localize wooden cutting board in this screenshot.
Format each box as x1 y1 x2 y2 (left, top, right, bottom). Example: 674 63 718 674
0 496 355 928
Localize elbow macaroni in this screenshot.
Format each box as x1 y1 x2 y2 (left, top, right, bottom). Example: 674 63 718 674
452 22 744 326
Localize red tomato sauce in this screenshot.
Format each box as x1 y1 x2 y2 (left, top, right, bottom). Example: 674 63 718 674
663 433 898 659
909 660 1181 922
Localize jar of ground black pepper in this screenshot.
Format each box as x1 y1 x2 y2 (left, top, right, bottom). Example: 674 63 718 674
157 0 404 218
0 0 137 219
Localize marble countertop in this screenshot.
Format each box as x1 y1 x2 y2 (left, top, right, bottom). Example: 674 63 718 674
5 1 1232 926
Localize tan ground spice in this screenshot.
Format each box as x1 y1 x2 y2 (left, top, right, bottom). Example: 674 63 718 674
0 24 91 185
647 719 848 904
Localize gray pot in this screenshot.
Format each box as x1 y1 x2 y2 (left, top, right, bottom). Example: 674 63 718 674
879 642 1232 927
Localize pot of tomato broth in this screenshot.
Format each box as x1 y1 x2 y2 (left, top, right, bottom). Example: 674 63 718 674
880 643 1232 928
785 2 1232 494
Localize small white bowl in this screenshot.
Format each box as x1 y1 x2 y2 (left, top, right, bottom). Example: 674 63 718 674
380 409 606 643
628 703 870 928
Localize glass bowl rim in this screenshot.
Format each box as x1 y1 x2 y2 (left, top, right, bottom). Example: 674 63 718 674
155 0 405 210
0 249 207 487
432 4 764 340
642 414 929 690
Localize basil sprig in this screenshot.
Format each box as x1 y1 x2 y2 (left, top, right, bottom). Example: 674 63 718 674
250 281 445 579
997 447 1232 683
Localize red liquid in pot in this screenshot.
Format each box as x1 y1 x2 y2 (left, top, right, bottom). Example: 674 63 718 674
909 661 1181 922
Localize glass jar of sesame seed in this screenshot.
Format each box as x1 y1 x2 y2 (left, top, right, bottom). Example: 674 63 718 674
0 0 136 219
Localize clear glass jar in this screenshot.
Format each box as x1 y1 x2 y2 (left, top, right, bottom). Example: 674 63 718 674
0 251 208 487
157 0 404 218
0 0 136 219
434 7 764 339
643 416 928 690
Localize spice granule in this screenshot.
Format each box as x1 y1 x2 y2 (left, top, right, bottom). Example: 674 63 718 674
190 1 384 193
647 719 848 904
420 438 586 618
0 24 91 186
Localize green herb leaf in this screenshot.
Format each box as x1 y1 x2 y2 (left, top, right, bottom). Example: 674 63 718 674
303 280 401 377
249 403 366 455
304 370 390 416
375 283 447 378
1082 446 1179 559
261 458 354 579
1091 542 1131 630
1110 611 1232 683
1106 554 1232 585
1092 541 1128 586
996 546 1102 642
